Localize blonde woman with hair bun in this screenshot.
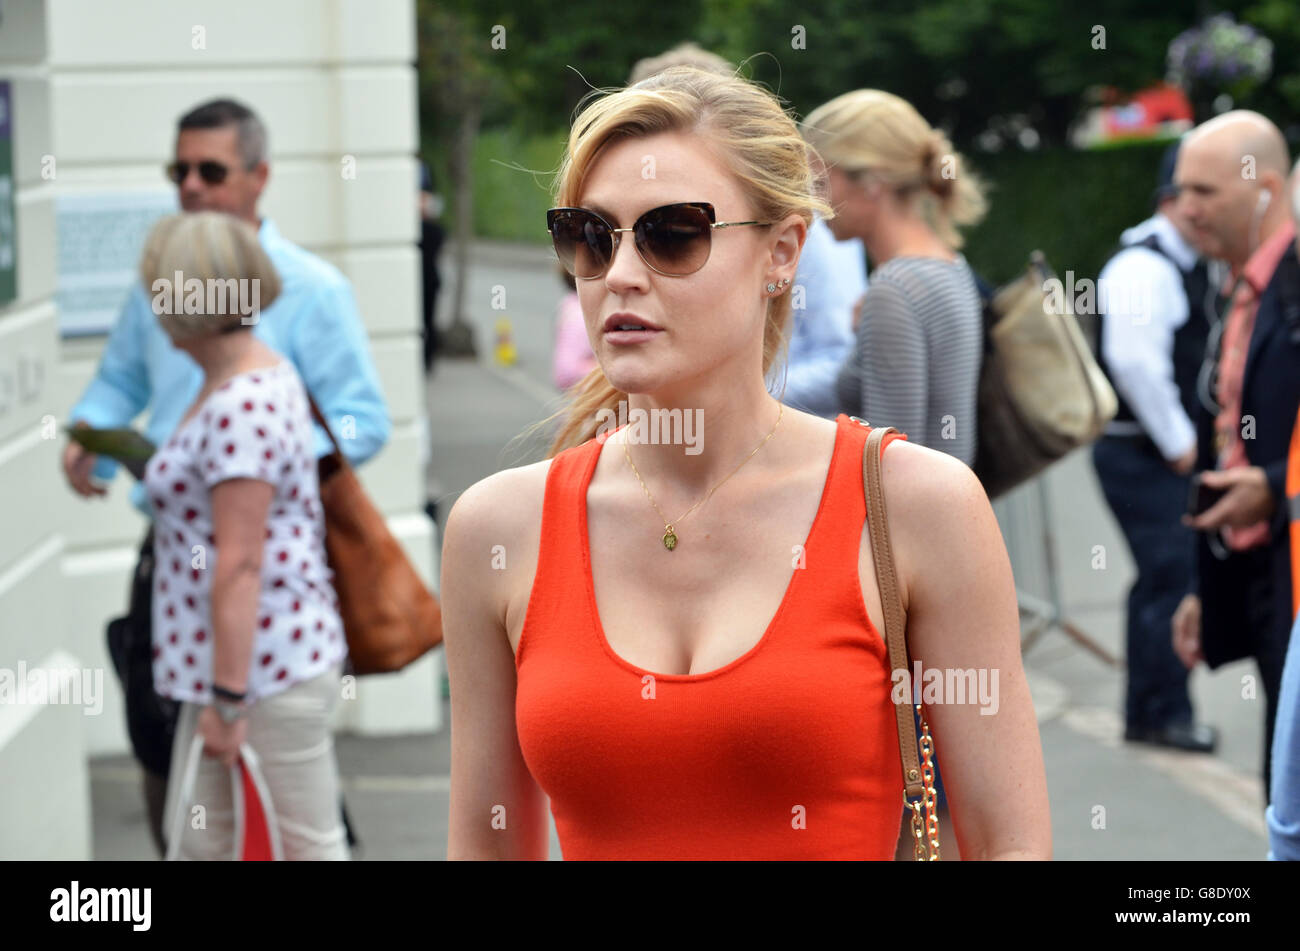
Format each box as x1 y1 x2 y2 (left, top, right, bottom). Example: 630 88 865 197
803 89 989 466
443 67 1048 861
805 90 994 853
803 89 987 251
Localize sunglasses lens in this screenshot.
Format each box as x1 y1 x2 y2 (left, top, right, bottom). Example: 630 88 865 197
167 161 228 185
636 204 712 275
549 211 610 278
199 162 228 184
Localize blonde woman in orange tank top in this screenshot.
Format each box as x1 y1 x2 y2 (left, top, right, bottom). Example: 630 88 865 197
441 66 1050 861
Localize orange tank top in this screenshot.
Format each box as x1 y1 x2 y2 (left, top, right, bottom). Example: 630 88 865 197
515 413 909 859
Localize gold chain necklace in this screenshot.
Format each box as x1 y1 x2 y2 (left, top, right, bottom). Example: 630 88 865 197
621 403 784 551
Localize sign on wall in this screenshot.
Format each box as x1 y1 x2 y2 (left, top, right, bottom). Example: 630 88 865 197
56 189 177 337
0 81 16 308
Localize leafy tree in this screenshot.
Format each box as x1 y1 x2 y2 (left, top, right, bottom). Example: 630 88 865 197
418 0 1300 258
418 0 503 354
701 0 1289 146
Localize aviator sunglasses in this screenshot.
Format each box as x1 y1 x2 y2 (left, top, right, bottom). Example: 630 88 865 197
165 160 230 186
546 201 771 279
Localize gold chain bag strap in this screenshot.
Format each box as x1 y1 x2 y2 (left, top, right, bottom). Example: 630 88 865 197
859 422 941 861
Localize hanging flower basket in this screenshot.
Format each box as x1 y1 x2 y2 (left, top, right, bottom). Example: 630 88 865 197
1166 13 1273 122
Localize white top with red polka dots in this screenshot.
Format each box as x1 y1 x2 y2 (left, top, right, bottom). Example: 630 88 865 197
143 360 346 705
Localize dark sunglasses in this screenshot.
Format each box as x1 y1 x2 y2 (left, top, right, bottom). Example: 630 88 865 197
545 202 771 279
165 160 230 186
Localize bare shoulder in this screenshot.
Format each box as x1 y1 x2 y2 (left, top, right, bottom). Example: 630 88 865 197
878 438 987 523
876 439 1000 599
440 455 557 660
442 457 554 563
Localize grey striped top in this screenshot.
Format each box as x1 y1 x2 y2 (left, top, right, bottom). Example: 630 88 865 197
835 255 984 465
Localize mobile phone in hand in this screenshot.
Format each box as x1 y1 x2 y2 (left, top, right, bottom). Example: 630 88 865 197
1187 473 1228 517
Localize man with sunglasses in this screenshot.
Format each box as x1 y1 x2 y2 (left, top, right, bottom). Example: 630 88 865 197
61 97 390 855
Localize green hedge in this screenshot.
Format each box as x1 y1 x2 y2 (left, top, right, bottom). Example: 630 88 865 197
425 127 567 244
961 141 1171 286
429 130 1171 283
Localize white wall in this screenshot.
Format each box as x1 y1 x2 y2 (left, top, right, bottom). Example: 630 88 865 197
0 0 86 860
0 0 438 858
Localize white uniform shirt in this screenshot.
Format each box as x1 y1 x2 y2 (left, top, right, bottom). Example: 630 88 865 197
1099 213 1200 460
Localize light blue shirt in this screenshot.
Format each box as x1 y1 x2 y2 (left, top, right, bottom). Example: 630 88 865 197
68 217 391 516
1267 609 1300 860
769 217 867 418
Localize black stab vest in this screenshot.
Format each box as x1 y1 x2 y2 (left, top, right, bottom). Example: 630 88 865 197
1096 233 1212 429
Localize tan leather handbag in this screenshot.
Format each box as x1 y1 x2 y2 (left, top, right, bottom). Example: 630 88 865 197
857 420 941 861
307 397 442 675
973 251 1118 499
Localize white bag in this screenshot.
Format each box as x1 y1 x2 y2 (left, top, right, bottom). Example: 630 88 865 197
165 735 284 861
973 251 1118 499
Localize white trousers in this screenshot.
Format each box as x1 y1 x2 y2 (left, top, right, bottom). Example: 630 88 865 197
162 663 349 860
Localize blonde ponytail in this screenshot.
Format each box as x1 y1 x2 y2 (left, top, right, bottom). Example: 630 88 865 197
549 369 626 455
804 90 987 249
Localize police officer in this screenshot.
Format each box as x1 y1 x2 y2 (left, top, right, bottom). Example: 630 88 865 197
1092 140 1219 752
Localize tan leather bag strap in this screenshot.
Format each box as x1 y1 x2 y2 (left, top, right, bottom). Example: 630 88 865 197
305 393 344 458
861 425 925 802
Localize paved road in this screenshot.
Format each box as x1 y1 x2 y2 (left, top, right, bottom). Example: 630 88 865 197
90 240 1273 860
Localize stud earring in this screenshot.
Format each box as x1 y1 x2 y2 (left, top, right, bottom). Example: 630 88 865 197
766 282 777 293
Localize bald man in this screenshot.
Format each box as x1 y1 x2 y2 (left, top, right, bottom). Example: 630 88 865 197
1170 112 1300 803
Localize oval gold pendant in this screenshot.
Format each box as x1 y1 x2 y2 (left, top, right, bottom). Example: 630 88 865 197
662 530 678 551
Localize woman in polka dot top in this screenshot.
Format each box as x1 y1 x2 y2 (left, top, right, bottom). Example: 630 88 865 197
141 212 350 860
